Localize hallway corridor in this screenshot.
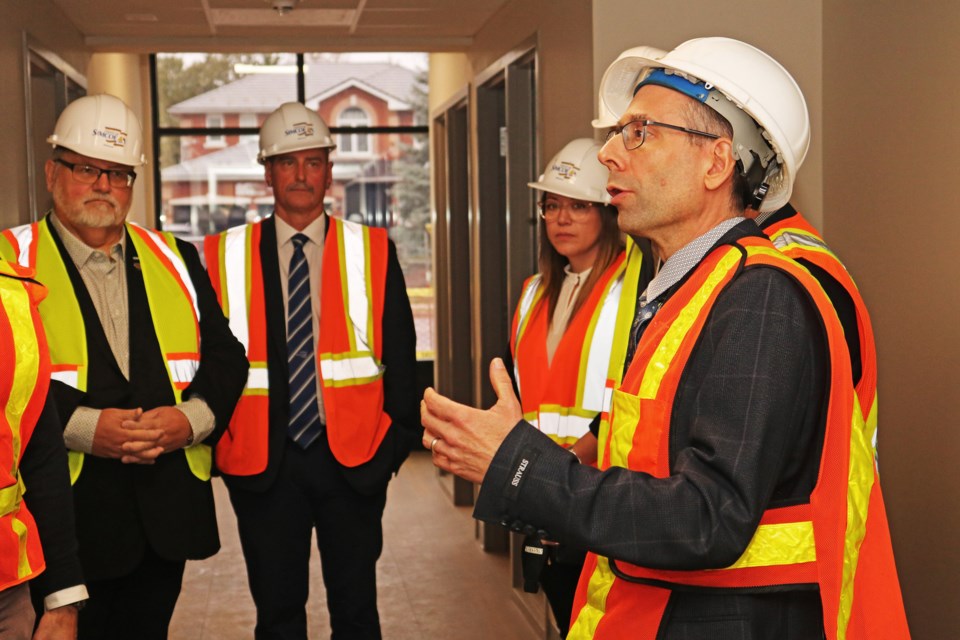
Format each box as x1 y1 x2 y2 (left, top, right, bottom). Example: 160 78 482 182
169 451 543 639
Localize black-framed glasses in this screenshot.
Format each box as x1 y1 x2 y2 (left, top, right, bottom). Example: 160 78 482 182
55 159 137 189
537 199 598 221
605 119 720 151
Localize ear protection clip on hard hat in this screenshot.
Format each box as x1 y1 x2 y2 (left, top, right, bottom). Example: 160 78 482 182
635 69 779 209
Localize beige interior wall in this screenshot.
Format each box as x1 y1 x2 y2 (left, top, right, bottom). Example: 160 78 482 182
823 2 959 638
592 0 823 229
0 1 88 227
86 53 154 227
466 0 595 164
428 53 470 114
427 0 598 178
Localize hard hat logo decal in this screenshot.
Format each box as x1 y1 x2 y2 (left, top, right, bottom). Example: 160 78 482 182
285 122 315 139
552 161 580 182
528 139 607 202
92 127 128 149
259 103 335 161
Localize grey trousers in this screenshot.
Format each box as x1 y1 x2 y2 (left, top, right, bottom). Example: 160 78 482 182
0 583 35 640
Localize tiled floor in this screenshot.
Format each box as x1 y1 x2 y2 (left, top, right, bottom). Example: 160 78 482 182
169 452 543 639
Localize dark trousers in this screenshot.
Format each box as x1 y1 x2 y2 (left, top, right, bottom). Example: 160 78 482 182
228 436 387 640
78 546 185 640
540 548 586 639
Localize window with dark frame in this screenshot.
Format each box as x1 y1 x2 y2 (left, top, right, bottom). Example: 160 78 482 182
150 52 434 360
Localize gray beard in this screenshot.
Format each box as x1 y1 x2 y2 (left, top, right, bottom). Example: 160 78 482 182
52 189 128 230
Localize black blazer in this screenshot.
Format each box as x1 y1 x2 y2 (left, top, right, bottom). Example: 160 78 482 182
47 222 248 582
221 215 420 497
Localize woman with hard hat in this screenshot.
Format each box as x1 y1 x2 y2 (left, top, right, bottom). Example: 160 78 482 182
508 137 653 638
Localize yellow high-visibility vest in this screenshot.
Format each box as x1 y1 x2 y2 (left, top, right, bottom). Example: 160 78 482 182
0 259 50 590
0 218 210 483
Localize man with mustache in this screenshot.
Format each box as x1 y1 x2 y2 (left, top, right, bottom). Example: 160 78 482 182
0 93 248 639
204 102 419 639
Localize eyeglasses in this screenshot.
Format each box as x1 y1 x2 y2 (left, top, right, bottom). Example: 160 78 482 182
55 158 136 189
605 119 720 151
537 199 597 221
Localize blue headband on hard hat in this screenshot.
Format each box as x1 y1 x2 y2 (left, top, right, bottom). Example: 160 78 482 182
633 68 780 211
634 68 712 103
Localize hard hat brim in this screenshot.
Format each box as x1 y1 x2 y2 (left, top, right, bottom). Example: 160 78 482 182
258 139 337 164
599 54 663 123
526 181 611 206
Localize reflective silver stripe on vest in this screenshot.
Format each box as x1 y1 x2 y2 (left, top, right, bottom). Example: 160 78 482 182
341 220 372 350
600 379 616 414
770 230 830 253
512 275 543 399
531 413 596 441
131 223 201 322
169 358 200 384
320 355 382 382
8 224 34 267
50 370 79 389
581 276 623 412
222 225 250 351
246 366 269 391
219 225 269 393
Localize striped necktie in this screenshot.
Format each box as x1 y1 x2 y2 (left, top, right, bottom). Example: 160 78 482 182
286 234 323 448
623 291 662 374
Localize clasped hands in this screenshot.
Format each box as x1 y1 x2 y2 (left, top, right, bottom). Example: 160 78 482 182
420 358 522 483
92 406 193 464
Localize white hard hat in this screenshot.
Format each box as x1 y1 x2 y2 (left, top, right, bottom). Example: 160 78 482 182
528 138 609 204
598 37 810 212
47 94 145 167
258 102 336 163
592 46 666 130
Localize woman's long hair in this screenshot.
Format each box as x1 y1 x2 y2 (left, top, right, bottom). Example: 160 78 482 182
537 200 624 330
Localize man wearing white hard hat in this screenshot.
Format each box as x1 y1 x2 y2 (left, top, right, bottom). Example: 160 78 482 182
422 38 909 639
204 102 419 639
0 93 249 639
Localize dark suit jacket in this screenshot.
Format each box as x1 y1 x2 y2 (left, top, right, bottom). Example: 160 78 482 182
22 385 84 603
47 222 248 582
474 222 829 638
221 215 420 497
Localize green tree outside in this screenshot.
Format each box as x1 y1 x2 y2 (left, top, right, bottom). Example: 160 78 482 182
156 53 281 168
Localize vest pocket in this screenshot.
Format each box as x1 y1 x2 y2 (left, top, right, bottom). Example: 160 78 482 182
608 389 670 475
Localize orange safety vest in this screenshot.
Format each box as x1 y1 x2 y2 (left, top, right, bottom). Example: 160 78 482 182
0 218 209 483
763 210 909 638
205 216 391 474
0 260 50 591
571 237 908 640
510 251 627 447
596 238 647 459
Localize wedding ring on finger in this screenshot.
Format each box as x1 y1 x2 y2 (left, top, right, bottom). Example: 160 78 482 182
429 436 441 453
